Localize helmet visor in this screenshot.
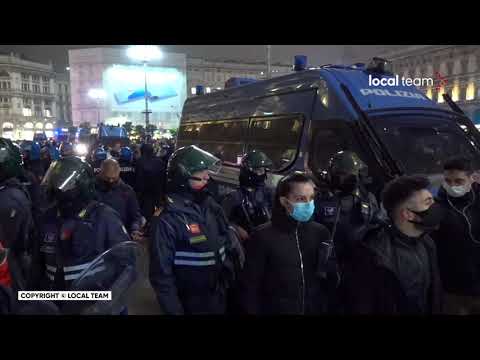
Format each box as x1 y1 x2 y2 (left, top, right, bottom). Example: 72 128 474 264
41 160 87 193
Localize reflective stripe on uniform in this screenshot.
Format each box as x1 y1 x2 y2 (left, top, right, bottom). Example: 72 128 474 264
174 259 216 266
46 259 105 275
175 251 215 258
221 253 226 262
45 264 107 281
219 246 225 255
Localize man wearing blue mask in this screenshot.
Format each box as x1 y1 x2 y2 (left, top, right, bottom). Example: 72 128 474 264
238 172 333 314
432 156 480 314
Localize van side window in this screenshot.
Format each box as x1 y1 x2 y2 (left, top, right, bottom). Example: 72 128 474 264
177 119 248 164
247 115 304 171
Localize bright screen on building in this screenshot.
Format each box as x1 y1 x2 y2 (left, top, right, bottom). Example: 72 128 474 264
103 64 186 128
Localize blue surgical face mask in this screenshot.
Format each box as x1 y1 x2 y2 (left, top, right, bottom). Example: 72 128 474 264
288 199 315 222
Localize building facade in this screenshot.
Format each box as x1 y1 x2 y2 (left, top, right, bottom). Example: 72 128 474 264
56 72 72 127
379 45 480 122
0 52 70 140
69 47 188 130
186 57 291 96
69 47 293 129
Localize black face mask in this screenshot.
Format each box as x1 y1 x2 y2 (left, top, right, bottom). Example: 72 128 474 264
331 174 359 194
54 189 86 218
239 169 266 188
408 202 446 232
99 179 117 191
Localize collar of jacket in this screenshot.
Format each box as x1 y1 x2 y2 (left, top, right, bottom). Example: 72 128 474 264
166 191 212 219
271 205 305 232
361 223 435 274
436 182 478 208
95 177 125 192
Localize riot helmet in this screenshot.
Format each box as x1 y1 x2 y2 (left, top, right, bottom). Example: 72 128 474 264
328 150 367 194
167 145 221 192
239 150 273 188
59 142 74 157
94 146 107 162
41 156 96 215
120 147 133 163
0 138 23 183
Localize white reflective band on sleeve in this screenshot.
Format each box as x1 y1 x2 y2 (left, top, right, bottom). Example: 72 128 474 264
174 259 216 266
45 259 105 274
64 259 104 272
219 246 225 255
64 265 106 280
221 253 226 262
175 251 215 258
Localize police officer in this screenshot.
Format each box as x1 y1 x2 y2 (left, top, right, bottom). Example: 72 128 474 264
59 141 75 158
30 156 131 294
314 151 382 268
0 138 34 291
222 150 274 243
96 158 144 242
91 146 108 176
118 146 136 188
149 145 242 315
22 141 44 182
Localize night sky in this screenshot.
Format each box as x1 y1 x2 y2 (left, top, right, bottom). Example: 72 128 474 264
0 45 415 72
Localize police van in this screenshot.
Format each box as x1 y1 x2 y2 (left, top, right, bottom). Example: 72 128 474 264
177 57 480 198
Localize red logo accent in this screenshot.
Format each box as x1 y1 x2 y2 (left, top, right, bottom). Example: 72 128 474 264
434 71 448 92
189 224 201 234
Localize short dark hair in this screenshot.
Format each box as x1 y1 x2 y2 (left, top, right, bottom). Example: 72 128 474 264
381 175 430 217
444 156 474 174
274 172 315 208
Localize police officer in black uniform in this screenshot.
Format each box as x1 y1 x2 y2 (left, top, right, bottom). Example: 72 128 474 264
59 141 75 158
0 138 34 291
118 146 136 188
91 146 107 176
221 150 274 244
314 151 382 268
149 145 243 315
30 156 131 295
314 151 384 313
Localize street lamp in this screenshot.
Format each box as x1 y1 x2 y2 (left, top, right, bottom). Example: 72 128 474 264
126 45 163 137
88 88 107 126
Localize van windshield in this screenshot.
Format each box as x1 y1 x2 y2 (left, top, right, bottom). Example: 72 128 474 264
370 114 480 175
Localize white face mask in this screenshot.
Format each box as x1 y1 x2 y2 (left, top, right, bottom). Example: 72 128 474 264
442 181 471 198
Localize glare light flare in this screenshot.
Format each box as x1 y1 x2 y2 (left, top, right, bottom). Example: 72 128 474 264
127 45 163 63
88 89 107 100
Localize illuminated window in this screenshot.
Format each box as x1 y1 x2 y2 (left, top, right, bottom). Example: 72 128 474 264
426 87 432 99
206 87 211 93
437 87 445 103
22 107 32 116
466 83 475 101
191 87 196 95
35 122 43 130
451 84 459 102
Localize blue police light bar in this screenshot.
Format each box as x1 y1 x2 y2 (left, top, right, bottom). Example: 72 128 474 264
224 78 257 89
196 85 205 95
293 55 307 71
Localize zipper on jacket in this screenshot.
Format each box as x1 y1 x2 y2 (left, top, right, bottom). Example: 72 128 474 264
295 226 305 315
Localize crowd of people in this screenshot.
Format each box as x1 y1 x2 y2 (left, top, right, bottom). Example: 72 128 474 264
1 135 480 316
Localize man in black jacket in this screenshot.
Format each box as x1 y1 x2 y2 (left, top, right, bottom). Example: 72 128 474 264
95 159 144 241
238 172 333 315
432 156 480 314
342 175 444 315
135 143 165 222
